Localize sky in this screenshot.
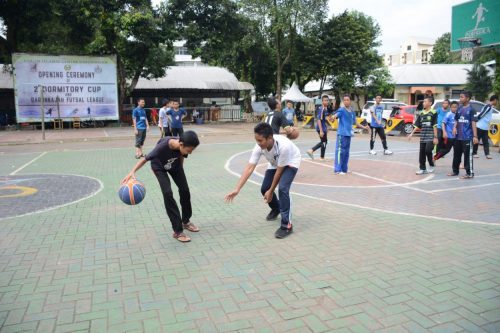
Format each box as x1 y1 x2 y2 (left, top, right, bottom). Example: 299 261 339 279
328 0 465 54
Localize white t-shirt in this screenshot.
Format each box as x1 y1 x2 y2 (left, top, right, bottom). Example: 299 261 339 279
158 107 171 127
249 135 301 169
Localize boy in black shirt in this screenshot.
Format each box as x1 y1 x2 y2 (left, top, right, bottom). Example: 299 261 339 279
121 131 200 242
264 98 293 135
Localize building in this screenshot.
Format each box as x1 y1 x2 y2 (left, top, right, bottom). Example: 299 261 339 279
389 64 473 104
384 37 435 67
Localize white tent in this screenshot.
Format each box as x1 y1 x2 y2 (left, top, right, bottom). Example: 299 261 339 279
281 82 312 102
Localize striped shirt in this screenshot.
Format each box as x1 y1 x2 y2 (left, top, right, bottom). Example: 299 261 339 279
414 109 437 142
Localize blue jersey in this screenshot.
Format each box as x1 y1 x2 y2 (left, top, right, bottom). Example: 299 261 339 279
132 107 147 129
336 107 356 137
370 104 384 128
282 107 295 124
167 108 187 128
316 106 330 132
442 111 456 139
476 104 493 131
455 105 474 140
436 107 448 129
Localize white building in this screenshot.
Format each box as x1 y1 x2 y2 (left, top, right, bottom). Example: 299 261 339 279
173 41 206 67
384 37 435 67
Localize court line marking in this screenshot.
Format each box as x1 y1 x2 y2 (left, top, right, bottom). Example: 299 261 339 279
420 173 500 183
10 152 47 175
225 150 499 226
0 173 104 221
428 182 500 193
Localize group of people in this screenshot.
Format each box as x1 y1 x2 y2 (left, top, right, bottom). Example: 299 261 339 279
123 93 498 243
409 92 497 179
132 98 187 159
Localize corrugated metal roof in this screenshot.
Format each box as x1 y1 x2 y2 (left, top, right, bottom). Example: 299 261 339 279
134 66 254 91
388 64 474 85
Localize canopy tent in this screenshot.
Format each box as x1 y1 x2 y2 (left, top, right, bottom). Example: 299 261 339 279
281 82 311 102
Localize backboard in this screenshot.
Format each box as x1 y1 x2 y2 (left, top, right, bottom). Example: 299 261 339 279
451 0 500 51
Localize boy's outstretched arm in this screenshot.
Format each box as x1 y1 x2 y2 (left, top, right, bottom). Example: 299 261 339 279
225 163 257 202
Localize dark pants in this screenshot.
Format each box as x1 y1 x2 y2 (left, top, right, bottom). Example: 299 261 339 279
473 128 490 156
161 127 171 138
437 128 445 152
154 168 192 233
311 131 328 158
370 126 388 150
334 135 351 173
261 167 298 228
135 129 146 148
453 140 473 176
436 137 455 159
419 141 435 170
172 127 184 137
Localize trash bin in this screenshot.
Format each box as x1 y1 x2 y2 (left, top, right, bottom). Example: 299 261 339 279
195 118 204 125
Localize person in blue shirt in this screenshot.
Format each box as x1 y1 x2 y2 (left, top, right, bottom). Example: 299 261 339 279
450 91 478 179
329 95 369 174
473 95 497 159
435 101 458 160
132 98 149 159
167 100 187 137
435 99 450 155
369 94 392 155
282 100 295 126
307 95 331 160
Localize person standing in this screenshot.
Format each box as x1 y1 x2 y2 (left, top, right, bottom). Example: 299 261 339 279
473 95 497 159
329 94 369 174
150 107 158 126
264 98 293 135
307 95 331 160
167 100 187 137
121 131 200 242
225 123 301 239
369 94 392 155
450 92 478 179
434 101 458 160
282 100 296 126
159 99 172 138
132 98 149 159
408 97 438 174
436 99 450 156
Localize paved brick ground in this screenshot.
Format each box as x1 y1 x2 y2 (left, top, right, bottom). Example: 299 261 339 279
0 125 499 332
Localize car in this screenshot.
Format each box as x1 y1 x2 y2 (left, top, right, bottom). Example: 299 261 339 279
389 105 418 134
361 100 407 127
432 99 500 123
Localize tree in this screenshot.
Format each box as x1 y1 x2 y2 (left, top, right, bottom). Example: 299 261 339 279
465 64 493 102
430 33 453 64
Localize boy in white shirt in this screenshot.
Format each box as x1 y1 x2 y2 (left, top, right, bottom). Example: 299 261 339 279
225 122 301 239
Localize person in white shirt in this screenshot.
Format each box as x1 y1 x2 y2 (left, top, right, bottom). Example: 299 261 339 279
225 122 301 239
158 98 172 137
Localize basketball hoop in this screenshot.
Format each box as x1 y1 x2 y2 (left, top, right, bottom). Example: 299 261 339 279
458 37 481 62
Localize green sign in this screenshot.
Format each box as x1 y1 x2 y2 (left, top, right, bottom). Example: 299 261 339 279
451 0 500 51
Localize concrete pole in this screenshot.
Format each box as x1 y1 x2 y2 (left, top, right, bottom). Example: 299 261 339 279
40 85 45 141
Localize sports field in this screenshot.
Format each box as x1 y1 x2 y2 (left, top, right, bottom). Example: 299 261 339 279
1 125 499 332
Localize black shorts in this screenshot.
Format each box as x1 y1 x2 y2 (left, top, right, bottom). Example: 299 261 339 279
135 129 146 147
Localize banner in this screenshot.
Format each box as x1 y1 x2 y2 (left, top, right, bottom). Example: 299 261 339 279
13 53 119 122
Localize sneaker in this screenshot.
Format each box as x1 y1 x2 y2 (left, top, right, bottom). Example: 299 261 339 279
384 150 393 155
183 222 200 232
306 150 314 159
369 150 377 155
415 169 428 175
266 210 280 221
427 167 435 173
486 155 492 159
473 155 479 159
275 225 293 239
339 172 346 175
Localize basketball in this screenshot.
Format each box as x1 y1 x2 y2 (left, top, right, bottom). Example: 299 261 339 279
287 127 300 140
118 180 146 205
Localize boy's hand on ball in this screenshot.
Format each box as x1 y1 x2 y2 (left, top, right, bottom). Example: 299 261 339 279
121 173 135 185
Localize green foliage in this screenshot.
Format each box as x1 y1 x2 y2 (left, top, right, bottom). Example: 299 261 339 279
430 33 454 64
465 64 493 102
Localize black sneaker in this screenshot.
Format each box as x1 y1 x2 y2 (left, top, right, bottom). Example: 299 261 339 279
266 210 280 221
275 226 293 239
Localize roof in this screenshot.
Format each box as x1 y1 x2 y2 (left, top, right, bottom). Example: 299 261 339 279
388 64 474 85
0 65 14 89
134 66 253 91
281 82 311 102
407 36 435 45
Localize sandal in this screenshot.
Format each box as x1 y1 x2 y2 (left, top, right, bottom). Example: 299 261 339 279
447 173 458 176
459 174 474 179
183 222 200 232
173 232 191 242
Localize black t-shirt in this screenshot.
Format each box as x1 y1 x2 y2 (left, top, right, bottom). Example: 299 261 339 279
264 111 289 134
145 137 182 172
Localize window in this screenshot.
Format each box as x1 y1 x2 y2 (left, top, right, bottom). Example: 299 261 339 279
175 46 189 55
421 50 428 62
407 45 411 51
388 55 392 66
407 107 416 114
402 53 407 64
